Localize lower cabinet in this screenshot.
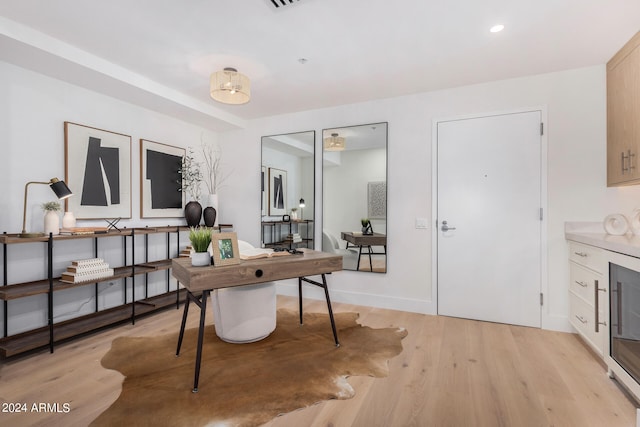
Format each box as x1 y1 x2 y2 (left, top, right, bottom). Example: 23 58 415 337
568 241 608 357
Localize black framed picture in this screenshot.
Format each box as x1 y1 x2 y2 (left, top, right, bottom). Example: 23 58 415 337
64 122 132 219
268 167 287 216
140 139 185 218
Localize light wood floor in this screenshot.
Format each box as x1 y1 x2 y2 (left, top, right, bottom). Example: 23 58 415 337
0 296 637 427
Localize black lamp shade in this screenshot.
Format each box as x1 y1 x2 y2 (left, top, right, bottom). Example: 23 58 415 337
50 178 72 199
299 198 305 207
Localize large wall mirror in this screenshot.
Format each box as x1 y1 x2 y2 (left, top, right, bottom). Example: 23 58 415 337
261 131 315 249
322 122 387 273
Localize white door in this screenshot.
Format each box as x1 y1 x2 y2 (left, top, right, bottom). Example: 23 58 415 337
437 111 542 328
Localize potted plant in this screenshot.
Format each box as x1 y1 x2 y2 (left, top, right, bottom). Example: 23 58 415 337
189 226 212 266
361 218 373 235
180 147 204 227
42 201 61 235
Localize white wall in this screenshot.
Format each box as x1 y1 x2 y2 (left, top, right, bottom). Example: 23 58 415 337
323 148 387 243
220 64 640 331
0 61 226 334
5 59 640 334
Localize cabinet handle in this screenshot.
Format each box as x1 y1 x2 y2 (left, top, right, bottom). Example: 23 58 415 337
594 280 607 333
575 280 588 288
615 281 623 335
622 150 635 175
575 315 587 324
574 251 588 257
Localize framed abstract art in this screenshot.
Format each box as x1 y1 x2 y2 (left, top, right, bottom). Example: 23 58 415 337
64 122 132 219
140 139 185 218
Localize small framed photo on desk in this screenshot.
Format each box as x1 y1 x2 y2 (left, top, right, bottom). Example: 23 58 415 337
211 232 241 266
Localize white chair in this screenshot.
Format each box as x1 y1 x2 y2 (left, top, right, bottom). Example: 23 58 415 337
322 230 359 270
210 240 276 343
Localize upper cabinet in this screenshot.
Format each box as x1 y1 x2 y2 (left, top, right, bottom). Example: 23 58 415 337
607 31 640 186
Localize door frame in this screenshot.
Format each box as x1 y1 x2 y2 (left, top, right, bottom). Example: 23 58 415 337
431 107 549 326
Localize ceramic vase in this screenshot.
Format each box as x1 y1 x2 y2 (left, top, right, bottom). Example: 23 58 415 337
203 207 217 227
62 211 76 229
184 201 202 227
44 211 60 235
205 194 219 226
191 251 210 267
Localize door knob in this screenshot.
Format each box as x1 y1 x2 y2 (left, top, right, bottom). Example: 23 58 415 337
441 221 456 232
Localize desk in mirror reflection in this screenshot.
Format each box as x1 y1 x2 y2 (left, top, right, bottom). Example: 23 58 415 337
341 231 387 273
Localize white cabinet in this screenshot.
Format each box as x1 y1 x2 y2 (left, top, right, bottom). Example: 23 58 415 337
568 241 608 357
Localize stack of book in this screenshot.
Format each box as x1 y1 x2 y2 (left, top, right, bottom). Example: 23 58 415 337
283 233 302 244
179 246 193 257
60 258 114 283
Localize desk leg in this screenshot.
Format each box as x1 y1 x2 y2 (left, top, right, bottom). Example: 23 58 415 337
357 245 363 270
192 289 210 393
299 274 340 347
175 290 210 393
175 292 191 356
367 245 373 272
298 277 303 325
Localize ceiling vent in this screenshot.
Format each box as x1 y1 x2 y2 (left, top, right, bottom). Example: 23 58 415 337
267 0 301 9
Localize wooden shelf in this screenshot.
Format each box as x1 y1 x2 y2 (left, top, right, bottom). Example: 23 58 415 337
0 289 189 357
0 262 172 301
1 224 234 358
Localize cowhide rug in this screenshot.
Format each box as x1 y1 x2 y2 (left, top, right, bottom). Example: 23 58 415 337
91 309 407 427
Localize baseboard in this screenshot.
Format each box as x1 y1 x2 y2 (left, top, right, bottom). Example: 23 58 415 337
275 281 436 315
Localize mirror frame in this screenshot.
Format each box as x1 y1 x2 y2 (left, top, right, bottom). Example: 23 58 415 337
261 130 316 249
322 122 388 273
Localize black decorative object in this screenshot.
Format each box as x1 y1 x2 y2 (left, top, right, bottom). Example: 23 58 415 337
184 201 203 227
203 206 217 227
282 214 290 222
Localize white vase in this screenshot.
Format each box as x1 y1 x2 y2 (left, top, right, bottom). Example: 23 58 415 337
44 211 60 235
62 211 76 229
205 194 219 226
191 251 211 267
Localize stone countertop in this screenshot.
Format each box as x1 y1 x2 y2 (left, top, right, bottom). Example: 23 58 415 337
565 221 640 258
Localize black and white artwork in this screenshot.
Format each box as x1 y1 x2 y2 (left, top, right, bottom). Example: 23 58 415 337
64 122 132 219
268 167 287 216
368 181 387 219
140 139 185 218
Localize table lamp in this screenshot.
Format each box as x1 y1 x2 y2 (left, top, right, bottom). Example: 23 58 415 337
20 178 73 238
299 198 305 220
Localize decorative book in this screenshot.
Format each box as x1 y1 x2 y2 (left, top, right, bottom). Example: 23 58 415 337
239 248 292 260
60 258 114 283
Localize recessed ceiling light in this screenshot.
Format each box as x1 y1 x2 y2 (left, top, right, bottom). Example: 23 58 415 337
490 24 505 33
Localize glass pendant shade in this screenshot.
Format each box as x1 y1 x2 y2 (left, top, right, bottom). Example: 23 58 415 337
210 67 251 104
324 133 345 151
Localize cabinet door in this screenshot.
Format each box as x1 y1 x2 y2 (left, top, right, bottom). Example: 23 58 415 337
607 32 640 186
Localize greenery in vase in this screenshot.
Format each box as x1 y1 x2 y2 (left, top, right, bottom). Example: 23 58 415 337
41 201 61 212
361 218 370 227
189 226 212 253
179 147 203 202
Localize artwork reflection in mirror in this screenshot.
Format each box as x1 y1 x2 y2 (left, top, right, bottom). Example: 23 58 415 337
323 123 387 273
261 131 315 249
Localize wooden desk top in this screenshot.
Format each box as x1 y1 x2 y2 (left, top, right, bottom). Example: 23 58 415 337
172 249 342 292
341 232 387 246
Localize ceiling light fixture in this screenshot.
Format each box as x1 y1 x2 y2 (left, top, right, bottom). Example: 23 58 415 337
324 133 345 151
210 67 250 105
490 24 505 33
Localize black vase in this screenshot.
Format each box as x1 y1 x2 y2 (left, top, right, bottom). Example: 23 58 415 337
184 201 202 227
203 206 217 227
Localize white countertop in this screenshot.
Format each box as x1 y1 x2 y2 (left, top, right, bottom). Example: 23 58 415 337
565 221 640 258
